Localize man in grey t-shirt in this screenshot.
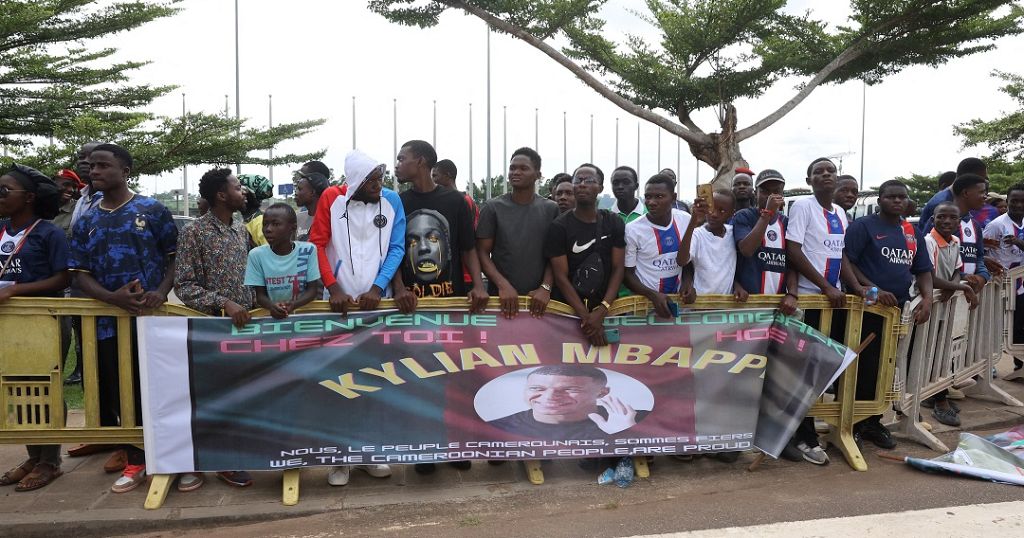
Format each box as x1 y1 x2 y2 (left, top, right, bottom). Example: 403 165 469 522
477 147 559 319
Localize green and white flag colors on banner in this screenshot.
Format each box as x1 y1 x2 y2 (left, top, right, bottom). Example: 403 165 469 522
138 309 855 473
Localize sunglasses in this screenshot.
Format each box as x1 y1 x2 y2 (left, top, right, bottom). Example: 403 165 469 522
0 185 29 197
571 176 600 186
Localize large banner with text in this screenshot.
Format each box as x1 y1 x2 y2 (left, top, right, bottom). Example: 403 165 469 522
138 308 855 473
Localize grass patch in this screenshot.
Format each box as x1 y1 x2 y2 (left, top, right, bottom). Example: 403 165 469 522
62 333 83 410
602 501 620 510
457 516 483 527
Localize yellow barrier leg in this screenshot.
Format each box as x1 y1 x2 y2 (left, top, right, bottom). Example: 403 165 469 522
523 460 544 485
632 456 650 478
144 474 173 510
282 469 300 506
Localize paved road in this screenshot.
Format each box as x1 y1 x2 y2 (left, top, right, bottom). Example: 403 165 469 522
123 426 1024 538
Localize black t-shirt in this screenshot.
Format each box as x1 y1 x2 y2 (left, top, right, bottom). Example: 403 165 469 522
543 209 627 306
400 186 476 297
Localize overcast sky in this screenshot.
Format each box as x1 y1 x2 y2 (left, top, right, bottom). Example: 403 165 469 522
97 0 1024 198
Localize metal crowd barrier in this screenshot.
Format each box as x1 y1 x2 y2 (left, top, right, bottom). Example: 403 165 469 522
0 295 897 510
1006 266 1024 356
893 272 1023 452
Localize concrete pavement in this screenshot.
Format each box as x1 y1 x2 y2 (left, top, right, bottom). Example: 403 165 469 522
2 357 1024 538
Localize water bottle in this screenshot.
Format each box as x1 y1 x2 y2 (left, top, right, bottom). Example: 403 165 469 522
865 286 879 306
613 457 635 488
597 467 615 485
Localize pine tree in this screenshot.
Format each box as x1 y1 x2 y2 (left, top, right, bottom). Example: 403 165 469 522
1 1 324 175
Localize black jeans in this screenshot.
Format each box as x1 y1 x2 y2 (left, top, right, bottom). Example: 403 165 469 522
96 326 145 465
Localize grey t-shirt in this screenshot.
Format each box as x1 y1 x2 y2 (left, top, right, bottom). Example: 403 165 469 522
476 193 559 294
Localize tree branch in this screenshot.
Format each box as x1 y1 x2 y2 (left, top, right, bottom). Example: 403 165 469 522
734 39 867 142
446 0 710 146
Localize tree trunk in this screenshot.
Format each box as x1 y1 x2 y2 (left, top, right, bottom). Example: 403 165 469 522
683 104 749 193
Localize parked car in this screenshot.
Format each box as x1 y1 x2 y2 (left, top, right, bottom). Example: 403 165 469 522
172 215 195 231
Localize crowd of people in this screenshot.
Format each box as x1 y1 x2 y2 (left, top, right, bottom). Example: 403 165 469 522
0 140 1022 496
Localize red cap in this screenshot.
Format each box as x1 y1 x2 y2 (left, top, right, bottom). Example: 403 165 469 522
734 167 755 176
55 169 85 190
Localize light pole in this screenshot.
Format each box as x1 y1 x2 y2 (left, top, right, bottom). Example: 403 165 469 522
859 81 867 189
234 0 240 175
563 111 567 173
485 27 492 200
268 94 273 182
182 93 188 217
615 118 619 166
392 98 398 189
469 103 474 195
502 105 507 180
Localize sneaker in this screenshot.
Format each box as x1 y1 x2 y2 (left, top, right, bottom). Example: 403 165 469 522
63 372 82 385
858 420 897 450
946 388 966 400
920 396 936 409
177 472 204 492
111 464 146 493
327 466 350 486
357 464 391 478
216 471 252 487
449 460 472 471
1005 368 1024 383
414 463 437 475
795 442 829 465
932 404 961 427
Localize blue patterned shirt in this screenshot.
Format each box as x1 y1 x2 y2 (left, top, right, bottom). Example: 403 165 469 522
69 195 178 339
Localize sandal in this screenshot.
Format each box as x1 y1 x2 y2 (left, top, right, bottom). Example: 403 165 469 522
0 459 38 486
16 462 62 492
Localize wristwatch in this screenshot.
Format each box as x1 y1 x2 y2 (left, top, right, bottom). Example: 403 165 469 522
541 283 552 292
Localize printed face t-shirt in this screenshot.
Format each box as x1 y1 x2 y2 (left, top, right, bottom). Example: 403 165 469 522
624 209 691 294
731 207 789 294
843 214 933 305
399 186 475 298
786 198 848 294
244 241 321 304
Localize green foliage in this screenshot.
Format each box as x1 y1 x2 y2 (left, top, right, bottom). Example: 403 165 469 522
471 175 508 205
985 157 1024 195
1 1 325 176
0 1 180 148
370 1 1023 180
891 172 943 209
956 71 1024 161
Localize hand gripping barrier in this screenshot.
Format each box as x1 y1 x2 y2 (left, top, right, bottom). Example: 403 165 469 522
893 274 1023 452
0 294 896 510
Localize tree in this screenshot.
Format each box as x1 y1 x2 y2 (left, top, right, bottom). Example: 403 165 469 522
956 71 1024 161
892 172 942 209
471 175 508 204
370 1 1024 186
1 1 324 174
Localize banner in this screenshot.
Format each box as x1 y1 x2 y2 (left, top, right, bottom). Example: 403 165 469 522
139 308 855 473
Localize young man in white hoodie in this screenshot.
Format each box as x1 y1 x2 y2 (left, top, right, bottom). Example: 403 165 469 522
309 149 406 486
